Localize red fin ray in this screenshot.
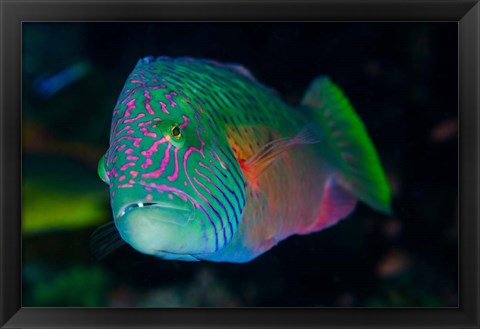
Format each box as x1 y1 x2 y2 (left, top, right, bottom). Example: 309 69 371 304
241 124 323 185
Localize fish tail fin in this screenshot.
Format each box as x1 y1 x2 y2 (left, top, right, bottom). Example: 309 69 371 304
302 76 391 215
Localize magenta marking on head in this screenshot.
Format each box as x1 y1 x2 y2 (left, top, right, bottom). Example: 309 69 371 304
112 98 137 133
168 194 174 200
147 183 195 206
144 90 155 115
123 99 136 116
133 138 142 147
142 144 172 178
180 115 190 129
120 162 136 171
119 175 126 182
130 170 138 177
167 148 180 182
115 125 132 137
125 148 134 154
113 136 142 148
140 127 157 138
165 93 177 108
129 179 135 184
141 158 153 169
138 120 152 127
118 144 127 152
111 168 119 177
141 138 168 157
145 103 155 115
124 113 145 123
127 130 135 134
159 101 170 114
126 155 139 161
118 184 133 188
146 194 153 201
130 79 146 85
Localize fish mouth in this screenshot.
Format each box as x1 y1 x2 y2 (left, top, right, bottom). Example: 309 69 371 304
117 201 192 220
115 190 196 227
114 193 196 254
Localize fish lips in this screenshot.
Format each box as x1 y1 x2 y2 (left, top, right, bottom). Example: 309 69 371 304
114 193 197 255
116 192 195 226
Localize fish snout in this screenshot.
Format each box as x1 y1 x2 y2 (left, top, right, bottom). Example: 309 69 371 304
114 192 196 254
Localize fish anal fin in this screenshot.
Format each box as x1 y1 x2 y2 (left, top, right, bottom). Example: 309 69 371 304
309 177 357 232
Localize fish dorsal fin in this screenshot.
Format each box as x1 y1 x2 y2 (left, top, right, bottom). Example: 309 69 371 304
308 176 357 232
222 63 256 81
302 76 391 214
240 124 322 186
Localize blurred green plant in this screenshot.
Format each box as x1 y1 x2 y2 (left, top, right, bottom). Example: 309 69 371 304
23 154 109 235
27 264 110 307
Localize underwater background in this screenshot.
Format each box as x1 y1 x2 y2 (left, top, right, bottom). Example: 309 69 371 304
22 22 458 307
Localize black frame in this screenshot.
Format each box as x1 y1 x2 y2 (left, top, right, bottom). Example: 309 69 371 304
1 1 478 328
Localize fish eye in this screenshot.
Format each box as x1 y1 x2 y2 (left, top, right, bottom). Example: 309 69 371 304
171 124 182 139
158 120 185 148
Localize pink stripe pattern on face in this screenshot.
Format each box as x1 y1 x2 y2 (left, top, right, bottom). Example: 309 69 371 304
167 148 180 181
144 90 155 115
140 127 157 138
124 113 146 123
142 144 172 178
159 101 170 114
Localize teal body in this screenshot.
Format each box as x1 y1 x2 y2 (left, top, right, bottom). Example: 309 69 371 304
97 56 391 263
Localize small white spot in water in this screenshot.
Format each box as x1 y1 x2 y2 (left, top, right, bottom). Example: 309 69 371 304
138 203 144 207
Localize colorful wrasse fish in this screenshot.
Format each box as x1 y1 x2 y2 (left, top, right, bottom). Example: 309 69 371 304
95 56 391 263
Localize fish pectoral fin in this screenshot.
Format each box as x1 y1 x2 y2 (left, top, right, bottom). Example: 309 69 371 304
241 124 323 184
90 221 125 260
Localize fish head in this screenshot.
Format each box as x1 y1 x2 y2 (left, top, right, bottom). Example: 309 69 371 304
98 56 246 260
